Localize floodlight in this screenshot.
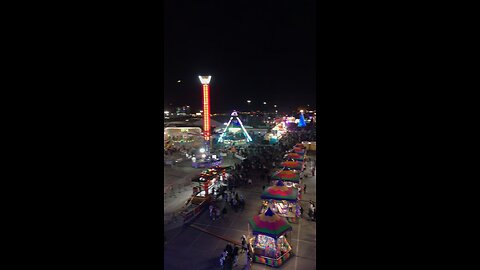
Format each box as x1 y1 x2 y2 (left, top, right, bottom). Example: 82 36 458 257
198 76 212 85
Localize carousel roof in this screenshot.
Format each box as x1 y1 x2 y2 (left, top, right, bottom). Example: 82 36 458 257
261 180 298 201
248 207 292 238
280 161 302 170
284 153 304 161
271 169 300 182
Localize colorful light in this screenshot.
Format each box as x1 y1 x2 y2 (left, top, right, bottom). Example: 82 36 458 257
199 76 211 141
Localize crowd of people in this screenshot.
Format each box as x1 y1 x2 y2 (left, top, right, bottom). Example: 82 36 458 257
215 126 316 268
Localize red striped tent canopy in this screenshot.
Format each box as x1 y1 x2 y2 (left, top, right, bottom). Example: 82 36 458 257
280 161 302 170
295 143 306 149
293 147 306 154
271 169 300 182
261 180 298 201
284 153 304 161
248 207 292 238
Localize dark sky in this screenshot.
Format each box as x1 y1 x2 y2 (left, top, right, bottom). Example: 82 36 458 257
164 0 316 113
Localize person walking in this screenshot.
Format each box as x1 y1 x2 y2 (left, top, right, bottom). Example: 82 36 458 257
304 184 307 194
241 235 248 253
233 246 239 266
209 204 214 220
222 206 227 217
311 167 315 176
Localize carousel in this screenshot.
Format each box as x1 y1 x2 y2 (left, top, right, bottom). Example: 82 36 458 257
260 180 300 221
271 169 300 188
247 207 293 267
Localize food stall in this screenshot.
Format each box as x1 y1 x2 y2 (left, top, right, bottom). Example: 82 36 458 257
191 167 230 196
279 161 303 171
294 143 306 149
247 207 293 267
271 169 300 188
260 180 300 220
292 147 306 155
283 152 304 162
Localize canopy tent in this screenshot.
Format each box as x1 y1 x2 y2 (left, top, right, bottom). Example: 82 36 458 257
261 180 298 202
294 143 306 149
283 153 304 161
292 147 306 155
280 161 302 170
271 170 300 182
248 207 292 239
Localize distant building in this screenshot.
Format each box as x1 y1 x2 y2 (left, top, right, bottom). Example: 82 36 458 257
175 105 191 116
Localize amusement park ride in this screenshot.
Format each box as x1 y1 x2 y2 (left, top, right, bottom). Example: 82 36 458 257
218 110 253 145
191 75 223 169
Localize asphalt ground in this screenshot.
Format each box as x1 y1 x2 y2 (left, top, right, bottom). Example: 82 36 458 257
164 153 317 270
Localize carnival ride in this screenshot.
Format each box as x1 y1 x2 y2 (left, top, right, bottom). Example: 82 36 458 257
218 111 253 145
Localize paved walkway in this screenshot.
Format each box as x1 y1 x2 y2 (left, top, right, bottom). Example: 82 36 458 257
163 156 242 230
164 152 317 270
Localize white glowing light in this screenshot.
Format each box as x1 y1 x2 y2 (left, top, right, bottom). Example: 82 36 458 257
198 75 212 85
300 110 304 113
274 105 277 107
247 100 251 103
164 111 169 114
212 155 217 159
199 148 205 153
263 101 267 105
201 154 206 158
177 80 181 83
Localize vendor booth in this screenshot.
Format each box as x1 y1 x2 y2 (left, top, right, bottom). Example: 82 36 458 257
260 180 300 220
280 161 303 171
191 167 229 197
271 169 300 188
283 152 304 162
292 147 306 155
247 207 293 267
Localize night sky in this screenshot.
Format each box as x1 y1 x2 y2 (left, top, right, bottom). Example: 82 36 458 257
164 0 316 113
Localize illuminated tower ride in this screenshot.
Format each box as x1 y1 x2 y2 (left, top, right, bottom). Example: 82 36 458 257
199 75 212 152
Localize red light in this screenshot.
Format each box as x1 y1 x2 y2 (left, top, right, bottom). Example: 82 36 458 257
202 84 210 141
